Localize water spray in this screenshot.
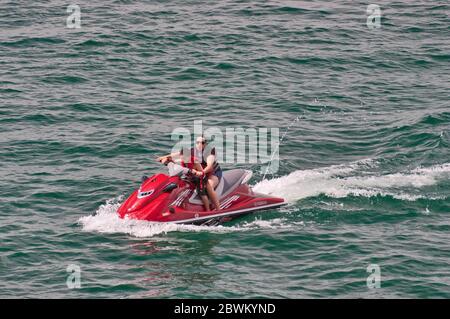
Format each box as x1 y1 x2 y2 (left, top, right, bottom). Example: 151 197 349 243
261 114 302 181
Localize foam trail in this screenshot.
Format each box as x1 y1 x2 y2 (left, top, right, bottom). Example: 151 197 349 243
79 196 245 238
79 197 295 238
241 217 305 229
253 161 450 202
80 162 449 237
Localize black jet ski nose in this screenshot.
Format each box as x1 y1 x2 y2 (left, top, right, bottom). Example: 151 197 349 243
141 175 149 183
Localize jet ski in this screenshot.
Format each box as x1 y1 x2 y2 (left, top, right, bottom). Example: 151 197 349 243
117 163 286 225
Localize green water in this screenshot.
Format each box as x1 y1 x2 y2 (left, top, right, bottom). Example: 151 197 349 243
1 1 449 298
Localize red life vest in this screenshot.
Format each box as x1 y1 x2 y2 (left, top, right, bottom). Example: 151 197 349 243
180 147 220 172
180 148 197 169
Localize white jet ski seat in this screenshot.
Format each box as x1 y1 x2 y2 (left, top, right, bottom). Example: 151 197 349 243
188 169 252 205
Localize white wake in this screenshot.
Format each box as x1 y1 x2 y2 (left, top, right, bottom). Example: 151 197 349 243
79 160 449 237
253 161 450 202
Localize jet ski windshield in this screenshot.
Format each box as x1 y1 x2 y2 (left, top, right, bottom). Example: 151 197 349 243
167 162 190 177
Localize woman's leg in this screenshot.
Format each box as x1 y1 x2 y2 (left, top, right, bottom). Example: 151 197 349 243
193 163 210 211
206 175 220 210
200 195 210 211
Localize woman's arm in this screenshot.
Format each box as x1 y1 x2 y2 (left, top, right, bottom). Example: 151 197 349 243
202 154 216 174
191 155 215 176
156 150 181 162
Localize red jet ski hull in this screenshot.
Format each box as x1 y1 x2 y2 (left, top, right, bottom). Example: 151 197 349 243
117 169 285 225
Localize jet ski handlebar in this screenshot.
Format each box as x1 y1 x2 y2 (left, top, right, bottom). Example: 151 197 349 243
167 162 192 177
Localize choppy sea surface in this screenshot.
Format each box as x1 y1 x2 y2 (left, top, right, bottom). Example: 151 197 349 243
0 1 449 298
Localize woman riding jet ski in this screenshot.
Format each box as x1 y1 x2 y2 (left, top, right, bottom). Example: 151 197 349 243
117 138 286 225
157 136 221 212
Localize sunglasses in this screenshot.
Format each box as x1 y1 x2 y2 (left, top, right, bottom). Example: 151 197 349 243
196 141 206 144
